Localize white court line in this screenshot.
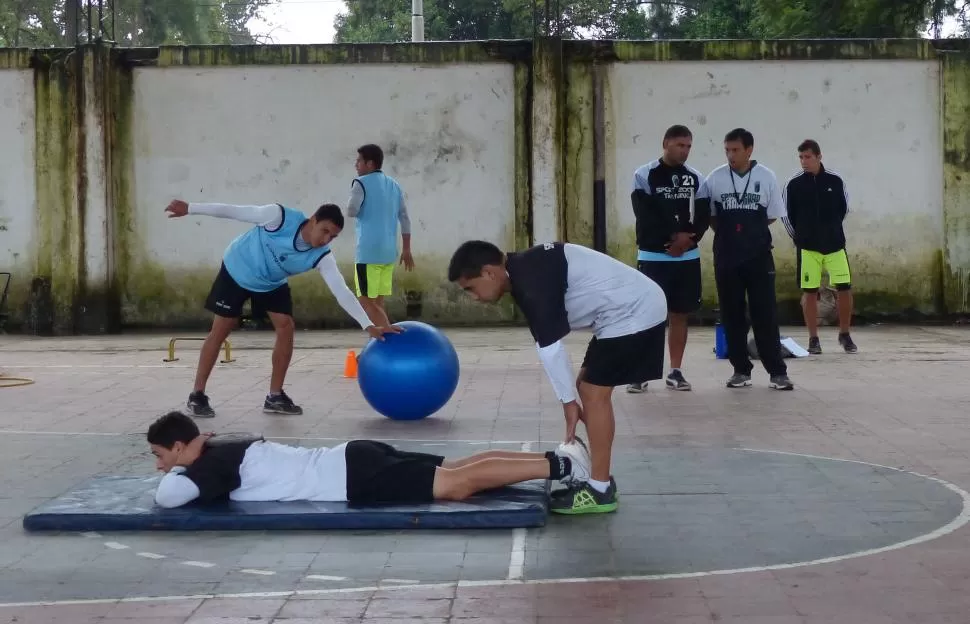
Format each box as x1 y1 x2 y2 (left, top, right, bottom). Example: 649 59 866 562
4 448 965 609
381 579 420 584
507 441 532 581
103 542 129 550
81 532 101 538
181 561 216 568
240 569 276 576
136 552 166 560
305 575 348 581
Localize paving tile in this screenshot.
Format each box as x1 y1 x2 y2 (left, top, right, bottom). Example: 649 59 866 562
4 326 970 624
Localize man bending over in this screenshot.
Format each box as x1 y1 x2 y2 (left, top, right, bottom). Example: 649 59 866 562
147 412 591 508
448 241 669 515
165 200 399 419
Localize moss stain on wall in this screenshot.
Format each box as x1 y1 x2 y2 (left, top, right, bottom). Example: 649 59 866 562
153 42 531 68
608 39 939 63
609 221 943 321
121 254 516 330
563 59 594 247
110 51 136 330
513 61 533 251
32 49 83 333
942 52 970 315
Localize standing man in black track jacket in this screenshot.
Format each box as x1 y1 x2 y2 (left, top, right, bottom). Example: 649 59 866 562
782 139 858 355
627 124 711 393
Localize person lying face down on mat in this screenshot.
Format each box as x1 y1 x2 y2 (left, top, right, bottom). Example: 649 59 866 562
146 411 592 508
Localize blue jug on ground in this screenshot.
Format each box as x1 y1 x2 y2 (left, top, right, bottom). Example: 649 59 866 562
714 310 728 359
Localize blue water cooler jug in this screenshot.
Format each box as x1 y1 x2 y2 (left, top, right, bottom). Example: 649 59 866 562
714 310 728 359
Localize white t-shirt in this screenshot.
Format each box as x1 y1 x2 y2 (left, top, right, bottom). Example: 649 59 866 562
505 242 668 403
701 161 784 267
154 440 349 508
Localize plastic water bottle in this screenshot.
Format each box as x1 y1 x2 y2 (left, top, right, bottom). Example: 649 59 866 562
714 310 728 359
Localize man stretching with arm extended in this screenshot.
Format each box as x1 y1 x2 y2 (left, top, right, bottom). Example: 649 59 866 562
165 200 399 419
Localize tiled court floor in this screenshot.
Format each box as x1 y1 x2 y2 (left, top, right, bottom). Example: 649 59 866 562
1 324 969 623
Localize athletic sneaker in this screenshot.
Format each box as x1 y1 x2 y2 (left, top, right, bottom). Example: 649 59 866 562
187 391 215 418
626 382 647 393
769 375 794 391
726 373 752 388
549 478 618 515
839 333 858 354
808 336 822 355
666 370 691 391
555 439 591 484
263 391 303 415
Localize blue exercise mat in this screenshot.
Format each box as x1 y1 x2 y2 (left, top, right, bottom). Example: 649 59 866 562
22 475 550 532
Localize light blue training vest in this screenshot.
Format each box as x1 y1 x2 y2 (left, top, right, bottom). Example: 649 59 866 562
223 205 331 292
354 171 403 265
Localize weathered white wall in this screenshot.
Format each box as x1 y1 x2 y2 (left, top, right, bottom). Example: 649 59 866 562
0 71 36 273
129 63 516 321
607 60 943 300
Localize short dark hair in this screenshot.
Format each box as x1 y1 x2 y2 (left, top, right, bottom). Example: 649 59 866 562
313 203 344 228
724 128 754 148
663 124 692 141
447 240 504 282
357 144 384 169
798 139 821 155
147 411 200 449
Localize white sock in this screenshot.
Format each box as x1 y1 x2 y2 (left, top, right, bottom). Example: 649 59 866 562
670 368 681 375
587 478 611 494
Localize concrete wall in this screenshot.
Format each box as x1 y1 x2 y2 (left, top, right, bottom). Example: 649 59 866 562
607 59 944 310
0 69 35 303
0 40 968 333
127 63 517 325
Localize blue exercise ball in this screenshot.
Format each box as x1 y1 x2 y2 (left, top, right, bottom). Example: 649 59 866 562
357 321 460 421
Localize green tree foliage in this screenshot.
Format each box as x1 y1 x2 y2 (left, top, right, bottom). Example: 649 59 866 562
334 0 968 42
333 0 652 42
0 0 279 47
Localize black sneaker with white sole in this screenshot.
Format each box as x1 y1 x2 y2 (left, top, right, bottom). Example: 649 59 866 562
769 374 794 391
726 373 752 388
263 391 303 415
187 391 215 418
665 370 691 391
626 382 647 393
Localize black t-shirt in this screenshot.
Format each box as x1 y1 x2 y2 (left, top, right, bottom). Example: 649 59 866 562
505 243 571 348
632 158 711 254
504 242 668 347
181 441 254 502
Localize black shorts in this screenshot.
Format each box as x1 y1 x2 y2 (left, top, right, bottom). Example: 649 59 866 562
204 263 293 319
637 258 702 314
344 440 445 506
580 323 666 387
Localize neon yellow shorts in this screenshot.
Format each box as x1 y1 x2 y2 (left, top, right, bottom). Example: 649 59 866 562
799 248 851 290
354 263 394 298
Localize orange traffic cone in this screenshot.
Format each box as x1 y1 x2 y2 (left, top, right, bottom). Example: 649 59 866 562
343 350 358 378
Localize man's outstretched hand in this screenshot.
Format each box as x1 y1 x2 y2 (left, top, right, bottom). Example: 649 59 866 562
165 200 189 218
366 325 403 341
563 400 584 443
